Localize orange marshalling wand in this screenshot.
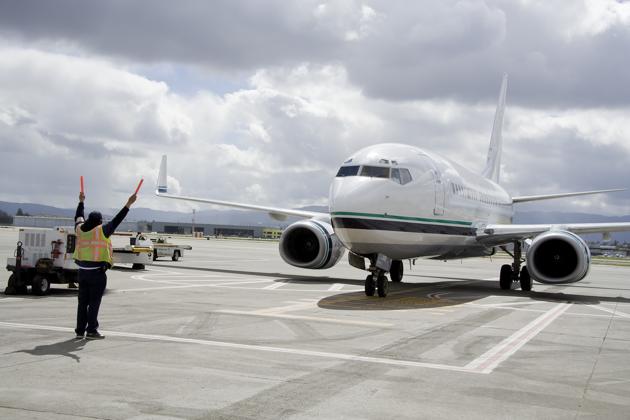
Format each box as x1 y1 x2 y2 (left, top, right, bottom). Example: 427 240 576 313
134 178 144 195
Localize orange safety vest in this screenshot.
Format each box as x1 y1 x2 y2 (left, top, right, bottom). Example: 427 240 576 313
73 225 113 265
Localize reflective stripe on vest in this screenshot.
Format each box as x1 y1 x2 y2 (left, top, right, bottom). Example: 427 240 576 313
73 225 113 264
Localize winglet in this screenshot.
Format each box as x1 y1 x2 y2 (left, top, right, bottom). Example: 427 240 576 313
481 74 508 183
157 155 168 194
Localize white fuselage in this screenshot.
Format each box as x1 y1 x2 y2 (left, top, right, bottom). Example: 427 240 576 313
329 143 513 260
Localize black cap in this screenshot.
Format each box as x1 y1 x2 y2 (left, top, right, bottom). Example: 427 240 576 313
85 211 103 226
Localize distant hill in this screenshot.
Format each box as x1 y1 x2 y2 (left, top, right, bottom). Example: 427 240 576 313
0 201 328 228
1 200 627 241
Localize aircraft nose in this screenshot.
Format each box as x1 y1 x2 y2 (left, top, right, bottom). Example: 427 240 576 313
329 177 384 215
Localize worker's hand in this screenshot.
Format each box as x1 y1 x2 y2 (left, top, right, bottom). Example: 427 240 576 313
79 192 85 203
126 194 137 208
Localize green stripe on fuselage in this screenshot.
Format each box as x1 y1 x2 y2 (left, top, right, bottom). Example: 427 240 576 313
330 211 473 226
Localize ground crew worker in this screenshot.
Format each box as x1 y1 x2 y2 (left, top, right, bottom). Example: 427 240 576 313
73 191 137 340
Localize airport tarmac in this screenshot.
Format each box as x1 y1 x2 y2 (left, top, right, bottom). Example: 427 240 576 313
1 226 629 419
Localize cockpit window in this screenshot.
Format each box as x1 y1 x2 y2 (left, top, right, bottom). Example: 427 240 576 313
336 165 360 177
360 166 390 178
391 168 413 185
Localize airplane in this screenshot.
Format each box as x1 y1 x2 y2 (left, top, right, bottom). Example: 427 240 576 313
155 74 630 297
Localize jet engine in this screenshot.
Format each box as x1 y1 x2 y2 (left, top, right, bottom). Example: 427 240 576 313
526 230 590 284
279 220 345 269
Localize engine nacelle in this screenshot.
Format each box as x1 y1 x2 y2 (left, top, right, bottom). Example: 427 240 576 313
279 220 345 269
526 230 591 284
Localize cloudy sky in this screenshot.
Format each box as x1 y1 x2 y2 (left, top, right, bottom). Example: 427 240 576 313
0 0 629 216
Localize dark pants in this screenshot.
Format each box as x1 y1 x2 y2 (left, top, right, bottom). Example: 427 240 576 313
75 268 107 335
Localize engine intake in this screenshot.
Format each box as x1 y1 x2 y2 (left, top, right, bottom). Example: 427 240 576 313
526 230 590 284
279 220 345 269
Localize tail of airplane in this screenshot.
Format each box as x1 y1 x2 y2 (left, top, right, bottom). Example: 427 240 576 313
157 155 168 193
481 74 508 184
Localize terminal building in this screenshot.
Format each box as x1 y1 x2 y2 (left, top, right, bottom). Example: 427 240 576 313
13 216 283 239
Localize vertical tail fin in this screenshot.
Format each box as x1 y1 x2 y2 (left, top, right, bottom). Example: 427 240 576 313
481 74 508 183
157 155 168 194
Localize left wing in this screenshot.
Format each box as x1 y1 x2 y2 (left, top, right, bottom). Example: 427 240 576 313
155 155 328 221
479 222 630 246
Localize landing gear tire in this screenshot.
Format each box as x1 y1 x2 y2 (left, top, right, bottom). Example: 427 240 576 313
390 260 403 283
520 266 532 291
365 275 375 297
31 274 51 296
377 274 389 298
499 264 513 290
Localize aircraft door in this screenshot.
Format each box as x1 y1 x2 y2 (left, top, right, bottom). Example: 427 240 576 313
432 170 445 215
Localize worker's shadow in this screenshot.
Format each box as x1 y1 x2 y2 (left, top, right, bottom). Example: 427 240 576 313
12 338 87 363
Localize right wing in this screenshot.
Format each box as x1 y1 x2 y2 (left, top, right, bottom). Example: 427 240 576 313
512 188 625 203
155 155 327 221
479 222 630 246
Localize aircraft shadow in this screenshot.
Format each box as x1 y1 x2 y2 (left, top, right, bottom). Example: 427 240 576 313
150 263 366 287
318 279 630 311
150 263 630 310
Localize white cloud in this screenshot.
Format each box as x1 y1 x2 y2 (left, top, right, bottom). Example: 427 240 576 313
1 1 630 218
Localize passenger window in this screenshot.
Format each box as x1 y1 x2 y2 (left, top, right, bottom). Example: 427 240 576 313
336 165 360 177
360 166 390 178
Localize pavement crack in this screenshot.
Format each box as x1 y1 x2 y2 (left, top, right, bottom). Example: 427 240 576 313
575 301 617 419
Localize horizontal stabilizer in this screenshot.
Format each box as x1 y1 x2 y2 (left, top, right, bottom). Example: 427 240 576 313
512 188 625 204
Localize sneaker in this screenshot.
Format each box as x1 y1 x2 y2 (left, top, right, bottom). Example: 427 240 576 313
85 332 105 340
75 334 84 339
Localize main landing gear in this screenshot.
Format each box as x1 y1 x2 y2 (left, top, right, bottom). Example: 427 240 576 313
364 257 404 298
499 241 532 291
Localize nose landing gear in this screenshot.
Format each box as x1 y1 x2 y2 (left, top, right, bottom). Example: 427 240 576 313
363 254 402 298
364 271 389 297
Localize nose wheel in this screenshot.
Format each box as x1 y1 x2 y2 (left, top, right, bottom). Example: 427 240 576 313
364 271 389 297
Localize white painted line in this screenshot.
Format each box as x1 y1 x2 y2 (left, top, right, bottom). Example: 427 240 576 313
465 302 630 320
0 321 464 372
116 279 270 293
471 301 549 307
587 305 630 319
328 283 344 291
465 302 571 374
264 281 287 290
222 310 395 328
255 301 317 315
0 298 25 302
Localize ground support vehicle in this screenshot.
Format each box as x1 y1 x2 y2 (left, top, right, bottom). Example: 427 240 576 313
5 227 152 295
151 237 192 261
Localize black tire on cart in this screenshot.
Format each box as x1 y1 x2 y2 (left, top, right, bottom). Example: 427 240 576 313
132 263 145 270
31 274 51 296
4 273 18 295
172 250 180 261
